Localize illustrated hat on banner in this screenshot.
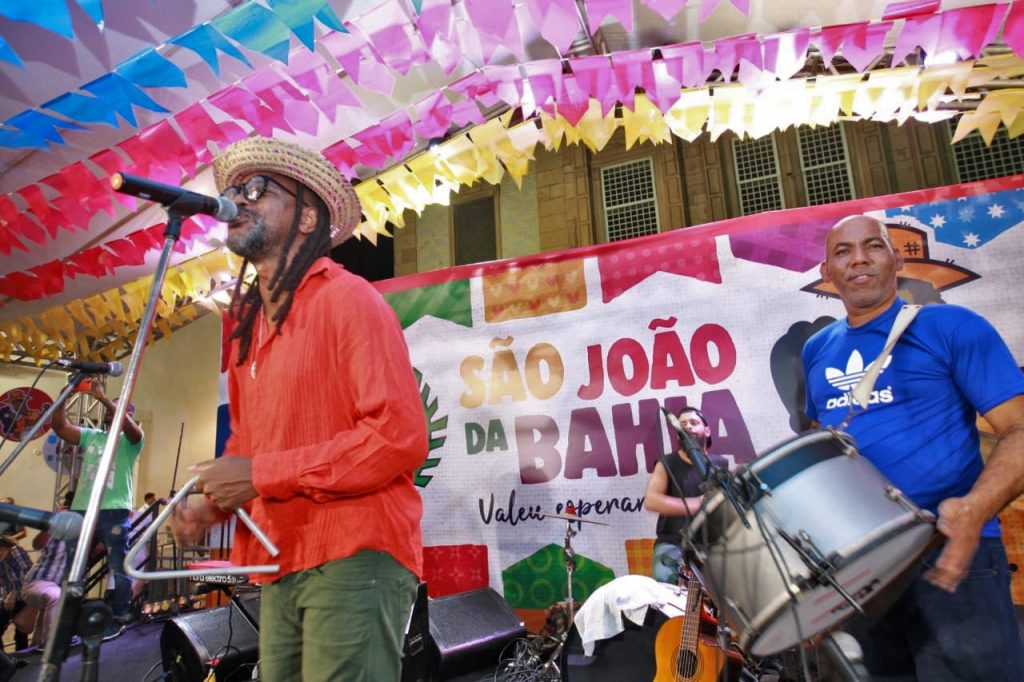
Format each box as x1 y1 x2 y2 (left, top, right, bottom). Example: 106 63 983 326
801 224 979 298
213 137 362 246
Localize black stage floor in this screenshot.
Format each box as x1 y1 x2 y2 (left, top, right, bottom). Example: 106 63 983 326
11 621 166 681
7 619 507 682
9 607 1024 682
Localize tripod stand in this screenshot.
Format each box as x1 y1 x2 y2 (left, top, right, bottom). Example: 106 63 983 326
531 511 609 680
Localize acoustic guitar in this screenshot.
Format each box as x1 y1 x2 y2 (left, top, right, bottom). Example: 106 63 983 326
653 571 726 682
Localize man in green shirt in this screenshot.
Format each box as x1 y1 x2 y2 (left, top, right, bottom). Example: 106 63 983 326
52 381 144 639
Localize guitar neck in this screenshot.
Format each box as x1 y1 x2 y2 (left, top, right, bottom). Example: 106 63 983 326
680 571 702 653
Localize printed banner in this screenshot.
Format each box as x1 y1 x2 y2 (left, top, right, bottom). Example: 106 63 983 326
379 175 1024 620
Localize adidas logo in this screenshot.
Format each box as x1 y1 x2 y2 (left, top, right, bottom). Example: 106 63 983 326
824 350 895 410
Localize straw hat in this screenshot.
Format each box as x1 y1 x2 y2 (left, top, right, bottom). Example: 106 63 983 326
213 137 361 246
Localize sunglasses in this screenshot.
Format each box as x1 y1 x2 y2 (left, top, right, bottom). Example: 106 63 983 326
220 175 299 203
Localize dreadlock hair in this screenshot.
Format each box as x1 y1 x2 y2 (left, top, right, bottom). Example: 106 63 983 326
229 183 333 366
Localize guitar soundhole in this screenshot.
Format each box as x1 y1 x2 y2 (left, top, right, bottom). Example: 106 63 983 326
676 650 698 677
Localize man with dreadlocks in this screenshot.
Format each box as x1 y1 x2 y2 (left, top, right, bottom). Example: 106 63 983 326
171 136 428 682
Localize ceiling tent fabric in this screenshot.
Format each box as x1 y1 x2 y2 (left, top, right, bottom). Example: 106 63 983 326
0 0 1022 363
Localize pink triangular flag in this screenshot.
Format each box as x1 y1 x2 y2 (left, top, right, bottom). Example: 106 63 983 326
413 91 454 140
416 0 453 48
936 4 1005 61
464 0 524 63
844 22 892 72
570 54 619 115
700 0 723 23
763 28 809 81
641 0 686 23
891 13 939 66
525 59 564 115
1004 1 1024 59
585 0 633 34
524 0 580 55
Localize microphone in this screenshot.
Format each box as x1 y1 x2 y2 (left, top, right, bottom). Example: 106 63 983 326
55 359 124 376
111 172 238 221
661 407 714 482
0 503 83 540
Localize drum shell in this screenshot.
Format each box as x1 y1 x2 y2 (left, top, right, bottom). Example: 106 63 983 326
689 430 934 656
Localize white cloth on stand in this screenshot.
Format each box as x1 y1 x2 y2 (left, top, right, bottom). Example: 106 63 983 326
573 575 690 656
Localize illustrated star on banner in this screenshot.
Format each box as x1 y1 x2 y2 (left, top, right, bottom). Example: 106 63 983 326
884 187 1024 248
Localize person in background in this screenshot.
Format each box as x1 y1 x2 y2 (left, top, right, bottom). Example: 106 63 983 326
20 535 68 648
51 382 144 640
0 537 31 651
644 407 729 585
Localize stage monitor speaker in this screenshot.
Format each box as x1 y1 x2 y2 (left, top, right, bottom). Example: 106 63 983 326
161 595 261 682
428 588 527 680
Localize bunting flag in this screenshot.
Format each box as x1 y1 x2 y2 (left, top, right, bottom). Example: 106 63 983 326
0 250 241 364
6 1 1024 365
1 0 1013 152
4 53 1024 304
382 280 473 329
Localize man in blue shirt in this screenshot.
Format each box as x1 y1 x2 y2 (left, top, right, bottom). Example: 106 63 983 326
802 214 1024 680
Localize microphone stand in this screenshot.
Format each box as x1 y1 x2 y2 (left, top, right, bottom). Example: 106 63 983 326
660 407 749 528
39 205 193 682
0 373 91 477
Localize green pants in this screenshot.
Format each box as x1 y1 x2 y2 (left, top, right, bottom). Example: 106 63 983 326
259 550 417 682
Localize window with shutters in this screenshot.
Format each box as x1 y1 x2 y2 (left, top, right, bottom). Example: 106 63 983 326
797 124 855 205
948 121 1024 183
732 135 785 215
601 158 660 242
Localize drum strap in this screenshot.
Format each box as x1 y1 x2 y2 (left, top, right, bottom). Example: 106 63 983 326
849 304 922 411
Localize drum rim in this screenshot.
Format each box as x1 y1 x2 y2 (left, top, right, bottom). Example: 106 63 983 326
736 516 936 656
748 429 847 473
689 429 854 532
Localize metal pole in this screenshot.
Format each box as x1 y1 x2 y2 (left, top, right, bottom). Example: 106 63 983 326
39 212 187 682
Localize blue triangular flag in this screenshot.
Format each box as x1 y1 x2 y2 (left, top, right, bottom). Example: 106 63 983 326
171 23 251 77
268 0 327 51
0 0 74 39
83 73 169 127
44 92 119 128
0 36 24 68
213 3 292 65
115 47 187 89
5 110 83 146
75 0 103 25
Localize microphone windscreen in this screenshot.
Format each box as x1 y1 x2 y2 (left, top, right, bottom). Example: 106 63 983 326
215 197 239 222
49 511 84 540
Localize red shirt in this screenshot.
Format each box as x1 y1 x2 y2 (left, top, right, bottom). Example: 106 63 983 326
225 258 427 583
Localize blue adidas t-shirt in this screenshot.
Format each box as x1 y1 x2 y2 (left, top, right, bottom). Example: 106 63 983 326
802 298 1024 538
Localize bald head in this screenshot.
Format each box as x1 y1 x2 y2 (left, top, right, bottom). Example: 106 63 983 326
825 215 893 254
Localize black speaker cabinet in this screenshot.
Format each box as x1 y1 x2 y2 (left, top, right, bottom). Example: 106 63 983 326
161 595 261 682
561 608 664 682
428 588 526 680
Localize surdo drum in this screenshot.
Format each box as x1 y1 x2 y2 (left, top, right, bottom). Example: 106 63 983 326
688 429 936 656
